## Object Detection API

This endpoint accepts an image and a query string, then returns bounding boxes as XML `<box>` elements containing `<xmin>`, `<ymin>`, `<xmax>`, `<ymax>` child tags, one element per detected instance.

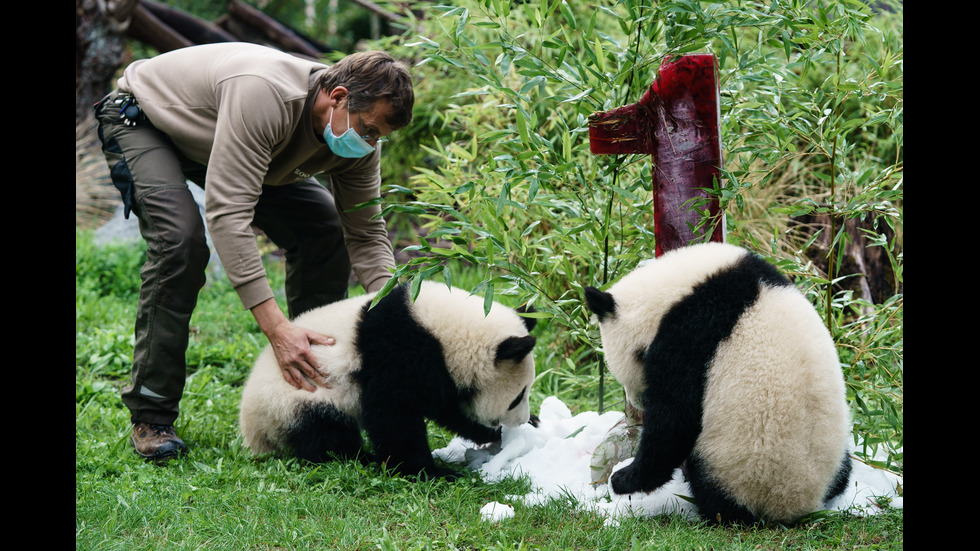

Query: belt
<box><xmin>94</xmin><ymin>91</ymin><xmax>148</xmax><ymax>127</ymax></box>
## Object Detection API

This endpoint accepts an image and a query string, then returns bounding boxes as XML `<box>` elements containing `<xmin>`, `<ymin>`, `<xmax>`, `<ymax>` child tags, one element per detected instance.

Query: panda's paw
<box><xmin>469</xmin><ymin>426</ymin><xmax>502</xmax><ymax>444</ymax></box>
<box><xmin>610</xmin><ymin>463</ymin><xmax>644</xmax><ymax>495</ymax></box>
<box><xmin>610</xmin><ymin>463</ymin><xmax>669</xmax><ymax>495</ymax></box>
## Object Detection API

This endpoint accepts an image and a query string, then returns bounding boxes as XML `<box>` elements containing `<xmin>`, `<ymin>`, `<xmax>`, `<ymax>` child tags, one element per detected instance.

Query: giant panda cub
<box><xmin>584</xmin><ymin>242</ymin><xmax>852</xmax><ymax>525</ymax></box>
<box><xmin>239</xmin><ymin>281</ymin><xmax>537</xmax><ymax>480</ymax></box>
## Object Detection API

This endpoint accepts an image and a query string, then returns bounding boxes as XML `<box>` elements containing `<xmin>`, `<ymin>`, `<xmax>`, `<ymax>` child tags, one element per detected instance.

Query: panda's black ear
<box><xmin>515</xmin><ymin>305</ymin><xmax>537</xmax><ymax>332</ymax></box>
<box><xmin>584</xmin><ymin>286</ymin><xmax>615</xmax><ymax>321</ymax></box>
<box><xmin>496</xmin><ymin>335</ymin><xmax>536</xmax><ymax>363</ymax></box>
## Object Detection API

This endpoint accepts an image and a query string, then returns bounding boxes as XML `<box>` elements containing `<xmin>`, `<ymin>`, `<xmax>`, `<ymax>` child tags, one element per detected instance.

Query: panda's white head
<box><xmin>470</xmin><ymin>332</ymin><xmax>537</xmax><ymax>427</ymax></box>
<box><xmin>410</xmin><ymin>282</ymin><xmax>537</xmax><ymax>428</ymax></box>
<box><xmin>584</xmin><ymin>243</ymin><xmax>747</xmax><ymax>409</ymax></box>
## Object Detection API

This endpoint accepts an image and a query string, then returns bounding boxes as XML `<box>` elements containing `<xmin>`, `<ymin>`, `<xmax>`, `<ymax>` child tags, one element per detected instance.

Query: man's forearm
<box><xmin>251</xmin><ymin>297</ymin><xmax>288</xmax><ymax>338</ymax></box>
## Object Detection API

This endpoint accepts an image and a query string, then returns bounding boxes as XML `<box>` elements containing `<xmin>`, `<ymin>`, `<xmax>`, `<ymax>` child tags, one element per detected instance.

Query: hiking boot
<box><xmin>130</xmin><ymin>423</ymin><xmax>188</xmax><ymax>463</ymax></box>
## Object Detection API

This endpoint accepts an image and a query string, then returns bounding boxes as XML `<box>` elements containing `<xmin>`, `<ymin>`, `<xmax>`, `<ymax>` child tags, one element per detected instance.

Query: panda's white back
<box><xmin>295</xmin><ymin>292</ymin><xmax>382</xmax><ymax>416</ymax></box>
<box><xmin>239</xmin><ymin>292</ymin><xmax>376</xmax><ymax>452</ymax></box>
<box><xmin>696</xmin><ymin>284</ymin><xmax>851</xmax><ymax>522</ymax></box>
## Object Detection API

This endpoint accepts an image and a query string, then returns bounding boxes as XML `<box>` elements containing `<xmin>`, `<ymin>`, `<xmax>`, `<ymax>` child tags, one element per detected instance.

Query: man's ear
<box><xmin>327</xmin><ymin>86</ymin><xmax>349</xmax><ymax>106</ymax></box>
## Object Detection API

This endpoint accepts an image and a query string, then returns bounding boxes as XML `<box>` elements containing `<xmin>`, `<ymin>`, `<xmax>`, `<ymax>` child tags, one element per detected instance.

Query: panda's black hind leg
<box><xmin>823</xmin><ymin>451</ymin><xmax>853</xmax><ymax>503</ymax></box>
<box><xmin>286</xmin><ymin>402</ymin><xmax>364</xmax><ymax>463</ymax></box>
<box><xmin>687</xmin><ymin>452</ymin><xmax>758</xmax><ymax>525</ymax></box>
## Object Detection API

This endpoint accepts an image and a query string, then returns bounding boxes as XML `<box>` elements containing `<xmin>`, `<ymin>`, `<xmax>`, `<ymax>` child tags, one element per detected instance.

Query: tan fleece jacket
<box><xmin>117</xmin><ymin>42</ymin><xmax>395</xmax><ymax>310</ymax></box>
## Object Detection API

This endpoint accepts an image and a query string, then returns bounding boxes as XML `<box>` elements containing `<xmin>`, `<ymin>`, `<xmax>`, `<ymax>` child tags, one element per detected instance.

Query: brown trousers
<box><xmin>95</xmin><ymin>91</ymin><xmax>351</xmax><ymax>426</ymax></box>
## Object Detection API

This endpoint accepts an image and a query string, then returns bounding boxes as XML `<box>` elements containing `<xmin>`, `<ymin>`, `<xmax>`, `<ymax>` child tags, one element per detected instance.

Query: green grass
<box><xmin>76</xmin><ymin>229</ymin><xmax>902</xmax><ymax>550</ymax></box>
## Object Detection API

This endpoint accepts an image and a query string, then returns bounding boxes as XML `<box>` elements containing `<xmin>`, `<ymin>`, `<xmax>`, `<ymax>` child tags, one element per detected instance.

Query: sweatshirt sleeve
<box><xmin>204</xmin><ymin>75</ymin><xmax>299</xmax><ymax>310</ymax></box>
<box><xmin>329</xmin><ymin>150</ymin><xmax>395</xmax><ymax>293</ymax></box>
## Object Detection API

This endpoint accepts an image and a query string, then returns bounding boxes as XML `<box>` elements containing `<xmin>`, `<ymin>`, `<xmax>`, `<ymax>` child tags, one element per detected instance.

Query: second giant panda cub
<box><xmin>240</xmin><ymin>281</ymin><xmax>537</xmax><ymax>480</ymax></box>
<box><xmin>584</xmin><ymin>242</ymin><xmax>852</xmax><ymax>525</ymax></box>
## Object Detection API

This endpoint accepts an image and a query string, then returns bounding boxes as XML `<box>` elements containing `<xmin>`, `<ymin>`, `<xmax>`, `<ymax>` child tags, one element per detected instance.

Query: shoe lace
<box><xmin>146</xmin><ymin>424</ymin><xmax>176</xmax><ymax>437</ymax></box>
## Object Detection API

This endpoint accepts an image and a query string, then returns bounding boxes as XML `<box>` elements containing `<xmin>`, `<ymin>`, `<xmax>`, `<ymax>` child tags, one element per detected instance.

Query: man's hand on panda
<box><xmin>251</xmin><ymin>298</ymin><xmax>335</xmax><ymax>391</ymax></box>
<box><xmin>270</xmin><ymin>323</ymin><xmax>335</xmax><ymax>391</ymax></box>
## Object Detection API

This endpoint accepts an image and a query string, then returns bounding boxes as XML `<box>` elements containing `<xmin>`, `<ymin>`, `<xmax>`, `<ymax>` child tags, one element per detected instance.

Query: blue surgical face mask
<box><xmin>323</xmin><ymin>107</ymin><xmax>376</xmax><ymax>159</ymax></box>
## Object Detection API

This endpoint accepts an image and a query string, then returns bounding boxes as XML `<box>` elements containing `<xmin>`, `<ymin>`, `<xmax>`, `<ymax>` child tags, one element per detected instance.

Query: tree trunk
<box><xmin>790</xmin><ymin>214</ymin><xmax>900</xmax><ymax>307</ymax></box>
<box><xmin>141</xmin><ymin>0</ymin><xmax>237</xmax><ymax>46</ymax></box>
<box><xmin>223</xmin><ymin>0</ymin><xmax>322</xmax><ymax>59</ymax></box>
<box><xmin>127</xmin><ymin>2</ymin><xmax>194</xmax><ymax>54</ymax></box>
<box><xmin>75</xmin><ymin>0</ymin><xmax>135</xmax><ymax>120</ymax></box>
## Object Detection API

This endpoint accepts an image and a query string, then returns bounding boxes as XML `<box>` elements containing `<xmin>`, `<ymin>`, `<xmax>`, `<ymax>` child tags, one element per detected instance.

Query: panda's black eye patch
<box><xmin>508</xmin><ymin>386</ymin><xmax>527</xmax><ymax>411</ymax></box>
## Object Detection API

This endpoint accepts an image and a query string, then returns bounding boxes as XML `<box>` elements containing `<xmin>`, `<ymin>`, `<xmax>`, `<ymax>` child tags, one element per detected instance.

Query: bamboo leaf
<box><xmin>483</xmin><ymin>283</ymin><xmax>495</xmax><ymax>316</ymax></box>
<box><xmin>454</xmin><ymin>8</ymin><xmax>469</xmax><ymax>40</ymax></box>
<box><xmin>594</xmin><ymin>36</ymin><xmax>606</xmax><ymax>74</ymax></box>
<box><xmin>559</xmin><ymin>1</ymin><xmax>576</xmax><ymax>29</ymax></box>
<box><xmin>515</xmin><ymin>106</ymin><xmax>530</xmax><ymax>145</ymax></box>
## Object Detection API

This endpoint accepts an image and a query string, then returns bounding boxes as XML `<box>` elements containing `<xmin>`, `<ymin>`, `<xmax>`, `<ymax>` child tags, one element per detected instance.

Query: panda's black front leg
<box><xmin>363</xmin><ymin>408</ymin><xmax>462</xmax><ymax>480</ymax></box>
<box><xmin>610</xmin><ymin>433</ymin><xmax>680</xmax><ymax>494</ymax></box>
<box><xmin>610</xmin><ymin>329</ymin><xmax>708</xmax><ymax>496</ymax></box>
<box><xmin>610</xmin><ymin>398</ymin><xmax>699</xmax><ymax>495</ymax></box>
<box><xmin>437</xmin><ymin>406</ymin><xmax>501</xmax><ymax>445</ymax></box>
